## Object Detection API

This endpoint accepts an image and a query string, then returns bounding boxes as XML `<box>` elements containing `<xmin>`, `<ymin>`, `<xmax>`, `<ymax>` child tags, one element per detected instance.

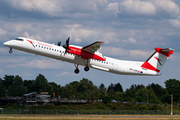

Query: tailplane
<box><xmin>141</xmin><ymin>48</ymin><xmax>174</xmax><ymax>73</ymax></box>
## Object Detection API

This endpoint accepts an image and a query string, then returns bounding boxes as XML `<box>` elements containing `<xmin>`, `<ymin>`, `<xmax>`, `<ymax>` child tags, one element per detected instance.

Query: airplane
<box><xmin>3</xmin><ymin>37</ymin><xmax>174</xmax><ymax>76</ymax></box>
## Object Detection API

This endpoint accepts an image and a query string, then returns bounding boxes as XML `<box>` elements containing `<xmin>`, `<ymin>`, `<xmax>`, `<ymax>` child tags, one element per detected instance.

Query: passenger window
<box><xmin>55</xmin><ymin>49</ymin><xmax>56</xmax><ymax>51</ymax></box>
<box><xmin>49</xmin><ymin>48</ymin><xmax>51</xmax><ymax>50</ymax></box>
<box><xmin>47</xmin><ymin>47</ymin><xmax>48</xmax><ymax>49</ymax></box>
<box><xmin>44</xmin><ymin>47</ymin><xmax>46</xmax><ymax>49</ymax></box>
<box><xmin>39</xmin><ymin>45</ymin><xmax>40</xmax><ymax>47</ymax></box>
<box><xmin>41</xmin><ymin>46</ymin><xmax>43</xmax><ymax>48</ymax></box>
<box><xmin>52</xmin><ymin>49</ymin><xmax>54</xmax><ymax>51</ymax></box>
<box><xmin>57</xmin><ymin>50</ymin><xmax>59</xmax><ymax>52</ymax></box>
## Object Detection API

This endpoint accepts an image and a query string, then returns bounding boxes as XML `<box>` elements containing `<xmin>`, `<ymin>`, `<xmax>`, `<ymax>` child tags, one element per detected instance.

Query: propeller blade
<box><xmin>58</xmin><ymin>41</ymin><xmax>61</xmax><ymax>46</ymax></box>
<box><xmin>63</xmin><ymin>37</ymin><xmax>70</xmax><ymax>55</ymax></box>
<box><xmin>66</xmin><ymin>37</ymin><xmax>70</xmax><ymax>45</ymax></box>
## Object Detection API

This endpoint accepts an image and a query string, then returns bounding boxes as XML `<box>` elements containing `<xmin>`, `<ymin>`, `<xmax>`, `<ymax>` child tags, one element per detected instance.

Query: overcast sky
<box><xmin>0</xmin><ymin>0</ymin><xmax>180</xmax><ymax>90</ymax></box>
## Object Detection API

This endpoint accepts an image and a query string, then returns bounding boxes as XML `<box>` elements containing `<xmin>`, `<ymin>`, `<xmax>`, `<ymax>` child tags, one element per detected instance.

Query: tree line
<box><xmin>0</xmin><ymin>74</ymin><xmax>179</xmax><ymax>104</ymax></box>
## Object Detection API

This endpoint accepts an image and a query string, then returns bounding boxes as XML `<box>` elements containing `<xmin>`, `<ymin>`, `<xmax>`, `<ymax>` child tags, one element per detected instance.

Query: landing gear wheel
<box><xmin>74</xmin><ymin>64</ymin><xmax>79</xmax><ymax>74</ymax></box>
<box><xmin>9</xmin><ymin>48</ymin><xmax>13</xmax><ymax>54</ymax></box>
<box><xmin>74</xmin><ymin>69</ymin><xmax>79</xmax><ymax>74</ymax></box>
<box><xmin>83</xmin><ymin>59</ymin><xmax>90</xmax><ymax>72</ymax></box>
<box><xmin>84</xmin><ymin>66</ymin><xmax>89</xmax><ymax>71</ymax></box>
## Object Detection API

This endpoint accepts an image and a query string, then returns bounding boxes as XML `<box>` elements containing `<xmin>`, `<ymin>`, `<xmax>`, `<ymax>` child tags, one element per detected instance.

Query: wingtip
<box><xmin>169</xmin><ymin>48</ymin><xmax>175</xmax><ymax>51</ymax></box>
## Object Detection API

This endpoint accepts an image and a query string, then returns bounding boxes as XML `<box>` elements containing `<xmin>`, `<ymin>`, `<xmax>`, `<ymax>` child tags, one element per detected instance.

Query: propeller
<box><xmin>63</xmin><ymin>37</ymin><xmax>70</xmax><ymax>54</ymax></box>
<box><xmin>58</xmin><ymin>41</ymin><xmax>61</xmax><ymax>46</ymax></box>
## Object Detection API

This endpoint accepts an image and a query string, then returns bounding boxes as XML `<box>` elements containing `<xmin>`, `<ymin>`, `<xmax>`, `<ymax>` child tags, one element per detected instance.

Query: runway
<box><xmin>1</xmin><ymin>115</ymin><xmax>180</xmax><ymax>120</ymax></box>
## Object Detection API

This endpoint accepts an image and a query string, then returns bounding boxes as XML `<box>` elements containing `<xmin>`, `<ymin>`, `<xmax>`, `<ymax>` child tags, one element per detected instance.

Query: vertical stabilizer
<box><xmin>141</xmin><ymin>48</ymin><xmax>174</xmax><ymax>72</ymax></box>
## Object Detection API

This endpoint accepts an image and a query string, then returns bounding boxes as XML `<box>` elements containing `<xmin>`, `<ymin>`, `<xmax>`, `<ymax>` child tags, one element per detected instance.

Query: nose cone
<box><xmin>3</xmin><ymin>41</ymin><xmax>12</xmax><ymax>47</ymax></box>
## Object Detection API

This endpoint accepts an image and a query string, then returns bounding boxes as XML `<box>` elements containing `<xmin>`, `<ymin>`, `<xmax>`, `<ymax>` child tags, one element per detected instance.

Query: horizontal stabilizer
<box><xmin>160</xmin><ymin>48</ymin><xmax>175</xmax><ymax>52</ymax></box>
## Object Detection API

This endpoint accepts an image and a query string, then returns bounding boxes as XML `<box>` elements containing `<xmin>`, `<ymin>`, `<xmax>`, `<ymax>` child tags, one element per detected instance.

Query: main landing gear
<box><xmin>74</xmin><ymin>64</ymin><xmax>80</xmax><ymax>74</ymax></box>
<box><xmin>74</xmin><ymin>59</ymin><xmax>90</xmax><ymax>74</ymax></box>
<box><xmin>9</xmin><ymin>48</ymin><xmax>13</xmax><ymax>54</ymax></box>
<box><xmin>84</xmin><ymin>66</ymin><xmax>89</xmax><ymax>71</ymax></box>
<box><xmin>83</xmin><ymin>59</ymin><xmax>90</xmax><ymax>72</ymax></box>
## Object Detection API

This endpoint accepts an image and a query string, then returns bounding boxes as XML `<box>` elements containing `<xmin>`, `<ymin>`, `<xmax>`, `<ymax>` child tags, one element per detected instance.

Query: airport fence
<box><xmin>0</xmin><ymin>109</ymin><xmax>179</xmax><ymax>115</ymax></box>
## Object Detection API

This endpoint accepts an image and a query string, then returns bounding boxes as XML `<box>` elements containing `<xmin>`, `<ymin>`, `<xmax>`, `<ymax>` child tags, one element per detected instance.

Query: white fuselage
<box><xmin>3</xmin><ymin>38</ymin><xmax>160</xmax><ymax>76</ymax></box>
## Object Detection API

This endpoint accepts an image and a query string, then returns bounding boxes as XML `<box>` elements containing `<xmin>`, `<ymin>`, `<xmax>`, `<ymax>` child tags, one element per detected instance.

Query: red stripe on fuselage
<box><xmin>141</xmin><ymin>61</ymin><xmax>160</xmax><ymax>73</ymax></box>
<box><xmin>68</xmin><ymin>46</ymin><xmax>105</xmax><ymax>61</ymax></box>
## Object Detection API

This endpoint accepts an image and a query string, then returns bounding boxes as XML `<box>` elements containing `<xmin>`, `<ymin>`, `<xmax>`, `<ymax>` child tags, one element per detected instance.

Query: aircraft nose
<box><xmin>3</xmin><ymin>41</ymin><xmax>12</xmax><ymax>47</ymax></box>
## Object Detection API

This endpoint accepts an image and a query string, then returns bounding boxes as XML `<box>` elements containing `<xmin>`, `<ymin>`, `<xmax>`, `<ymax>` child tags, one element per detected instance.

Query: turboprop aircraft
<box><xmin>3</xmin><ymin>37</ymin><xmax>174</xmax><ymax>76</ymax></box>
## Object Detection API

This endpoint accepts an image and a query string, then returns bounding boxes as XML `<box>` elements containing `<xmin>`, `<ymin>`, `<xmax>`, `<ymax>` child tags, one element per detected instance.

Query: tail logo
<box><xmin>154</xmin><ymin>57</ymin><xmax>162</xmax><ymax>66</ymax></box>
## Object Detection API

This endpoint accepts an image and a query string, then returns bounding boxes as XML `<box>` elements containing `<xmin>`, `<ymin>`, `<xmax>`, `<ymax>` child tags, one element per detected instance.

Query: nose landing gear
<box><xmin>9</xmin><ymin>48</ymin><xmax>13</xmax><ymax>54</ymax></box>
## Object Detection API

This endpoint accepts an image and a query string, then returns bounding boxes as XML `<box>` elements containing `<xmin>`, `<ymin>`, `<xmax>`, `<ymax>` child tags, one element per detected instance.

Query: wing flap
<box><xmin>82</xmin><ymin>41</ymin><xmax>104</xmax><ymax>53</ymax></box>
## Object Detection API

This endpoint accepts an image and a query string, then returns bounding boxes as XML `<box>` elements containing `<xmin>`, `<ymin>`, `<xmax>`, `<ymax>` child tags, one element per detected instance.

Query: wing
<box><xmin>82</xmin><ymin>41</ymin><xmax>104</xmax><ymax>53</ymax></box>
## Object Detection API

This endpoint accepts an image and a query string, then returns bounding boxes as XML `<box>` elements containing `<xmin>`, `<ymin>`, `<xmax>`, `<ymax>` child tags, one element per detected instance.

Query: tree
<box><xmin>135</xmin><ymin>87</ymin><xmax>148</xmax><ymax>102</ymax></box>
<box><xmin>61</xmin><ymin>87</ymin><xmax>71</xmax><ymax>98</ymax></box>
<box><xmin>35</xmin><ymin>74</ymin><xmax>49</xmax><ymax>93</ymax></box>
<box><xmin>136</xmin><ymin>84</ymin><xmax>145</xmax><ymax>90</ymax></box>
<box><xmin>114</xmin><ymin>83</ymin><xmax>123</xmax><ymax>92</ymax></box>
<box><xmin>102</xmin><ymin>95</ymin><xmax>111</xmax><ymax>104</ymax></box>
<box><xmin>0</xmin><ymin>78</ymin><xmax>5</xmax><ymax>97</ymax></box>
<box><xmin>124</xmin><ymin>89</ymin><xmax>133</xmax><ymax>102</ymax></box>
<box><xmin>107</xmin><ymin>83</ymin><xmax>114</xmax><ymax>93</ymax></box>
<box><xmin>150</xmin><ymin>83</ymin><xmax>164</xmax><ymax>97</ymax></box>
<box><xmin>24</xmin><ymin>80</ymin><xmax>35</xmax><ymax>93</ymax></box>
<box><xmin>115</xmin><ymin>92</ymin><xmax>124</xmax><ymax>101</ymax></box>
<box><xmin>164</xmin><ymin>79</ymin><xmax>180</xmax><ymax>103</ymax></box>
<box><xmin>91</xmin><ymin>85</ymin><xmax>100</xmax><ymax>100</ymax></box>
<box><xmin>67</xmin><ymin>81</ymin><xmax>79</xmax><ymax>99</ymax></box>
<box><xmin>3</xmin><ymin>75</ymin><xmax>14</xmax><ymax>88</ymax></box>
<box><xmin>62</xmin><ymin>78</ymin><xmax>99</xmax><ymax>100</ymax></box>
<box><xmin>148</xmin><ymin>87</ymin><xmax>159</xmax><ymax>103</ymax></box>
<box><xmin>77</xmin><ymin>78</ymin><xmax>94</xmax><ymax>99</ymax></box>
<box><xmin>129</xmin><ymin>84</ymin><xmax>136</xmax><ymax>99</ymax></box>
<box><xmin>49</xmin><ymin>82</ymin><xmax>61</xmax><ymax>98</ymax></box>
<box><xmin>8</xmin><ymin>75</ymin><xmax>28</xmax><ymax>96</ymax></box>
<box><xmin>99</xmin><ymin>83</ymin><xmax>106</xmax><ymax>92</ymax></box>
<box><xmin>107</xmin><ymin>89</ymin><xmax>115</xmax><ymax>100</ymax></box>
<box><xmin>99</xmin><ymin>83</ymin><xmax>106</xmax><ymax>99</ymax></box>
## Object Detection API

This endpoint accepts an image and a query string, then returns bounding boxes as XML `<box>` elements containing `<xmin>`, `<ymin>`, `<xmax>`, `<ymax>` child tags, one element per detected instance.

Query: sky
<box><xmin>0</xmin><ymin>0</ymin><xmax>180</xmax><ymax>91</ymax></box>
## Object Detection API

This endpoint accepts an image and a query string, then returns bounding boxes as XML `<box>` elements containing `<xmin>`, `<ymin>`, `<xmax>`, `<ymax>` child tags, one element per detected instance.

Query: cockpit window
<box><xmin>15</xmin><ymin>38</ymin><xmax>23</xmax><ymax>41</ymax></box>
